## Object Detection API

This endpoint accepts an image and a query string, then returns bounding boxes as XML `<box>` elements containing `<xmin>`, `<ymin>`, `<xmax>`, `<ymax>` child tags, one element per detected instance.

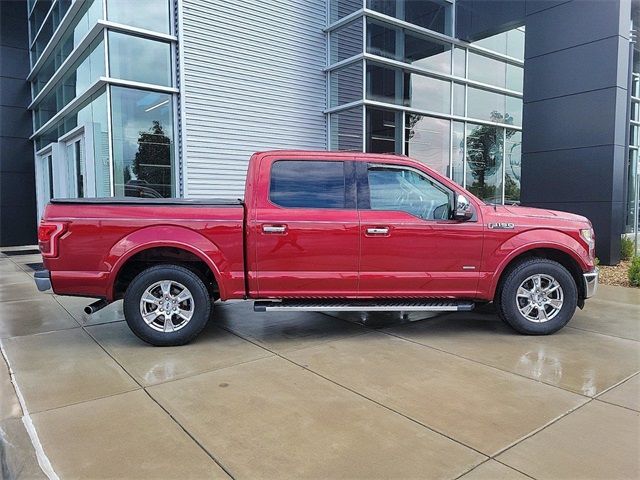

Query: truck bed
<box><xmin>42</xmin><ymin>198</ymin><xmax>247</xmax><ymax>300</ymax></box>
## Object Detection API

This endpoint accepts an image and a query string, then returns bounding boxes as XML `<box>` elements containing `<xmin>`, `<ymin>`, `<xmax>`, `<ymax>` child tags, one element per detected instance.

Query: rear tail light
<box><xmin>38</xmin><ymin>222</ymin><xmax>66</xmax><ymax>257</ymax></box>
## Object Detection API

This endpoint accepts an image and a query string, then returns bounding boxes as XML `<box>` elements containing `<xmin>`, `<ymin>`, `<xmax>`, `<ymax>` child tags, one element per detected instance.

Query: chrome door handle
<box><xmin>262</xmin><ymin>225</ymin><xmax>287</xmax><ymax>234</ymax></box>
<box><xmin>366</xmin><ymin>227</ymin><xmax>389</xmax><ymax>235</ymax></box>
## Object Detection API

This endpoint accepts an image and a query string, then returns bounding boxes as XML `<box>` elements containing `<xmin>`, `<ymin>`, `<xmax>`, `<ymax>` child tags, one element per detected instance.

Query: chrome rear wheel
<box><xmin>139</xmin><ymin>280</ymin><xmax>195</xmax><ymax>333</ymax></box>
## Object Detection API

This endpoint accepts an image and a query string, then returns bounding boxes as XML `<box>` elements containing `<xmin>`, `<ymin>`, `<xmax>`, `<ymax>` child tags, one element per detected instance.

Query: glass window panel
<box><xmin>367</xmin><ymin>20</ymin><xmax>398</xmax><ymax>59</ymax></box>
<box><xmin>632</xmin><ymin>101</ymin><xmax>639</xmax><ymax>122</ymax></box>
<box><xmin>505</xmin><ymin>130</ymin><xmax>521</xmax><ymax>204</ymax></box>
<box><xmin>270</xmin><ymin>161</ymin><xmax>346</xmax><ymax>209</ymax></box>
<box><xmin>366</xmin><ymin>166</ymin><xmax>451</xmax><ymax>220</ymax></box>
<box><xmin>506</xmin><ymin>64</ymin><xmax>523</xmax><ymax>92</ymax></box>
<box><xmin>471</xmin><ymin>27</ymin><xmax>525</xmax><ymax>60</ymax></box>
<box><xmin>368</xmin><ymin>0</ymin><xmax>451</xmax><ymax>35</ymax></box>
<box><xmin>366</xmin><ymin>21</ymin><xmax>451</xmax><ymax>74</ymax></box>
<box><xmin>330</xmin><ymin>107</ymin><xmax>363</xmax><ymax>151</ymax></box>
<box><xmin>106</xmin><ymin>0</ymin><xmax>170</xmax><ymax>33</ymax></box>
<box><xmin>451</xmin><ymin>121</ymin><xmax>465</xmax><ymax>185</ymax></box>
<box><xmin>404</xmin><ymin>114</ymin><xmax>450</xmax><ymax>175</ymax></box>
<box><xmin>453</xmin><ymin>83</ymin><xmax>465</xmax><ymax>116</ymax></box>
<box><xmin>453</xmin><ymin>47</ymin><xmax>466</xmax><ymax>77</ymax></box>
<box><xmin>465</xmin><ymin>123</ymin><xmax>504</xmax><ymax>203</ymax></box>
<box><xmin>34</xmin><ymin>38</ymin><xmax>105</xmax><ymax>130</ymax></box>
<box><xmin>330</xmin><ymin>0</ymin><xmax>362</xmax><ymax>23</ymax></box>
<box><xmin>408</xmin><ymin>74</ymin><xmax>450</xmax><ymax>114</ymax></box>
<box><xmin>468</xmin><ymin>51</ymin><xmax>507</xmax><ymax>88</ymax></box>
<box><xmin>366</xmin><ymin>63</ymin><xmax>405</xmax><ymax>105</ymax></box>
<box><xmin>330</xmin><ymin>19</ymin><xmax>363</xmax><ymax>64</ymax></box>
<box><xmin>29</xmin><ymin>0</ymin><xmax>53</xmax><ymax>43</ymax></box>
<box><xmin>404</xmin><ymin>32</ymin><xmax>451</xmax><ymax>73</ymax></box>
<box><xmin>506</xmin><ymin>95</ymin><xmax>522</xmax><ymax>126</ymax></box>
<box><xmin>330</xmin><ymin>61</ymin><xmax>363</xmax><ymax>107</ymax></box>
<box><xmin>467</xmin><ymin>87</ymin><xmax>521</xmax><ymax>126</ymax></box>
<box><xmin>108</xmin><ymin>32</ymin><xmax>172</xmax><ymax>87</ymax></box>
<box><xmin>31</xmin><ymin>0</ymin><xmax>102</xmax><ymax>69</ymax></box>
<box><xmin>110</xmin><ymin>87</ymin><xmax>175</xmax><ymax>198</ymax></box>
<box><xmin>507</xmin><ymin>28</ymin><xmax>525</xmax><ymax>60</ymax></box>
<box><xmin>366</xmin><ymin>108</ymin><xmax>401</xmax><ymax>153</ymax></box>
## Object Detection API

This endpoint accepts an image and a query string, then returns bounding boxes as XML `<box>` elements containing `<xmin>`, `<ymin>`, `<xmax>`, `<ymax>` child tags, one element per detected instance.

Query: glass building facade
<box><xmin>28</xmin><ymin>0</ymin><xmax>177</xmax><ymax>217</ymax></box>
<box><xmin>327</xmin><ymin>0</ymin><xmax>524</xmax><ymax>205</ymax></box>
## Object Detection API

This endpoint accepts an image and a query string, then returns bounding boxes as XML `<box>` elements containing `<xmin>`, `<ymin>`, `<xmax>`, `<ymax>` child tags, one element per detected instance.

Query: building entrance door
<box><xmin>62</xmin><ymin>133</ymin><xmax>86</xmax><ymax>199</ymax></box>
<box><xmin>35</xmin><ymin>148</ymin><xmax>55</xmax><ymax>220</ymax></box>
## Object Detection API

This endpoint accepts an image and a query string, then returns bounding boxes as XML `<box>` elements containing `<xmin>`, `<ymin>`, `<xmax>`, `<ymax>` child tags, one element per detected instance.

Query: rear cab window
<box><xmin>270</xmin><ymin>160</ymin><xmax>353</xmax><ymax>209</ymax></box>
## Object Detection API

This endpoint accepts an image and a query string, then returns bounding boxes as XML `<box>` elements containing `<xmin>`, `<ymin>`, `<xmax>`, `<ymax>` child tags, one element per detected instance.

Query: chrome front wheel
<box><xmin>516</xmin><ymin>273</ymin><xmax>564</xmax><ymax>323</ymax></box>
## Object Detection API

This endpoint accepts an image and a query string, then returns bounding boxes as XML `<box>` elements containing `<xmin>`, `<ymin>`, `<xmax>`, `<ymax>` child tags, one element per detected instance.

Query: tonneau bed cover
<box><xmin>50</xmin><ymin>197</ymin><xmax>244</xmax><ymax>206</ymax></box>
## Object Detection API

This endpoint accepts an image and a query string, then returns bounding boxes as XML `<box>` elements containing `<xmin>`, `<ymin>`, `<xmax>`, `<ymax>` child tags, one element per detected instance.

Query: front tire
<box><xmin>123</xmin><ymin>264</ymin><xmax>211</xmax><ymax>346</ymax></box>
<box><xmin>498</xmin><ymin>258</ymin><xmax>577</xmax><ymax>335</ymax></box>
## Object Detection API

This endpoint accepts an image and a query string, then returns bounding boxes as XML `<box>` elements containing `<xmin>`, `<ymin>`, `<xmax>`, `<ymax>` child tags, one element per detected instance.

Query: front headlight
<box><xmin>580</xmin><ymin>228</ymin><xmax>595</xmax><ymax>246</ymax></box>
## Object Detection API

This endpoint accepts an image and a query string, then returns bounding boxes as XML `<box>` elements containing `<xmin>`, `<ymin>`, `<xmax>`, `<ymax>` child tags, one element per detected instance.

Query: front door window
<box><xmin>367</xmin><ymin>165</ymin><xmax>451</xmax><ymax>220</ymax></box>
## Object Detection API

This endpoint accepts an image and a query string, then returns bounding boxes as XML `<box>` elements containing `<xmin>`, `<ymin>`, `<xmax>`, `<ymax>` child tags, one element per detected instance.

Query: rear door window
<box><xmin>270</xmin><ymin>160</ymin><xmax>347</xmax><ymax>208</ymax></box>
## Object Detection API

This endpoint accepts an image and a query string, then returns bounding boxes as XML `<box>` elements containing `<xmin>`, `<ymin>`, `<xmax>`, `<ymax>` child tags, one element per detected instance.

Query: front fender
<box><xmin>481</xmin><ymin>229</ymin><xmax>592</xmax><ymax>299</ymax></box>
<box><xmin>105</xmin><ymin>225</ymin><xmax>228</xmax><ymax>300</ymax></box>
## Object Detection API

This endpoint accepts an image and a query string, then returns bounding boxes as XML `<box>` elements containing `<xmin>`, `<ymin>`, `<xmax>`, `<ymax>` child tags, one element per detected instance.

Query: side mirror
<box><xmin>453</xmin><ymin>194</ymin><xmax>473</xmax><ymax>221</ymax></box>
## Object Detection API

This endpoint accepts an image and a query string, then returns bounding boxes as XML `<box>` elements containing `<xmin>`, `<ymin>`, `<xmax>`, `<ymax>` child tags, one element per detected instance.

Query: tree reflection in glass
<box><xmin>124</xmin><ymin>121</ymin><xmax>172</xmax><ymax>198</ymax></box>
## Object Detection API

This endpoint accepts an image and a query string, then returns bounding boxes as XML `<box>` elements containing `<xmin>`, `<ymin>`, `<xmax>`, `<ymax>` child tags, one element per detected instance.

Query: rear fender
<box><xmin>482</xmin><ymin>229</ymin><xmax>591</xmax><ymax>299</ymax></box>
<box><xmin>106</xmin><ymin>225</ymin><xmax>227</xmax><ymax>300</ymax></box>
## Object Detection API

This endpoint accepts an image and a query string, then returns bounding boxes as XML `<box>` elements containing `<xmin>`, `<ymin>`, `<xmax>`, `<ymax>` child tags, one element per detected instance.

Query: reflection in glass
<box><xmin>110</xmin><ymin>87</ymin><xmax>174</xmax><ymax>197</ymax></box>
<box><xmin>34</xmin><ymin>38</ymin><xmax>105</xmax><ymax>130</ymax></box>
<box><xmin>452</xmin><ymin>121</ymin><xmax>465</xmax><ymax>185</ymax></box>
<box><xmin>465</xmin><ymin>123</ymin><xmax>504</xmax><ymax>203</ymax></box>
<box><xmin>626</xmin><ymin>149</ymin><xmax>638</xmax><ymax>232</ymax></box>
<box><xmin>472</xmin><ymin>27</ymin><xmax>525</xmax><ymax>60</ymax></box>
<box><xmin>330</xmin><ymin>20</ymin><xmax>363</xmax><ymax>63</ymax></box>
<box><xmin>330</xmin><ymin>62</ymin><xmax>363</xmax><ymax>107</ymax></box>
<box><xmin>106</xmin><ymin>0</ymin><xmax>170</xmax><ymax>33</ymax></box>
<box><xmin>453</xmin><ymin>83</ymin><xmax>465</xmax><ymax>116</ymax></box>
<box><xmin>467</xmin><ymin>86</ymin><xmax>520</xmax><ymax>126</ymax></box>
<box><xmin>31</xmin><ymin>0</ymin><xmax>101</xmax><ymax>70</ymax></box>
<box><xmin>330</xmin><ymin>107</ymin><xmax>363</xmax><ymax>151</ymax></box>
<box><xmin>505</xmin><ymin>130</ymin><xmax>521</xmax><ymax>204</ymax></box>
<box><xmin>405</xmin><ymin>114</ymin><xmax>450</xmax><ymax>175</ymax></box>
<box><xmin>453</xmin><ymin>47</ymin><xmax>466</xmax><ymax>77</ymax></box>
<box><xmin>366</xmin><ymin>20</ymin><xmax>451</xmax><ymax>74</ymax></box>
<box><xmin>367</xmin><ymin>108</ymin><xmax>401</xmax><ymax>153</ymax></box>
<box><xmin>409</xmin><ymin>74</ymin><xmax>450</xmax><ymax>114</ymax></box>
<box><xmin>367</xmin><ymin>0</ymin><xmax>451</xmax><ymax>34</ymax></box>
<box><xmin>108</xmin><ymin>32</ymin><xmax>173</xmax><ymax>87</ymax></box>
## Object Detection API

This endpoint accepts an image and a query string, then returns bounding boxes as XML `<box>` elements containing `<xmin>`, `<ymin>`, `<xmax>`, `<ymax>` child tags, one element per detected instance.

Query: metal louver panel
<box><xmin>180</xmin><ymin>0</ymin><xmax>328</xmax><ymax>198</ymax></box>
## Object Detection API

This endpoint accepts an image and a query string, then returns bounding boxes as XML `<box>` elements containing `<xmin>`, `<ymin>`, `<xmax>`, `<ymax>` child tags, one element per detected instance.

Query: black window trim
<box><xmin>268</xmin><ymin>159</ymin><xmax>357</xmax><ymax>210</ymax></box>
<box><xmin>356</xmin><ymin>161</ymin><xmax>457</xmax><ymax>221</ymax></box>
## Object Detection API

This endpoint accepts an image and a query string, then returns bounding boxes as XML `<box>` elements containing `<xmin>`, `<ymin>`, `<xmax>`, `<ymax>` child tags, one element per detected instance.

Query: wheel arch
<box><xmin>492</xmin><ymin>247</ymin><xmax>586</xmax><ymax>307</ymax></box>
<box><xmin>106</xmin><ymin>226</ymin><xmax>226</xmax><ymax>301</ymax></box>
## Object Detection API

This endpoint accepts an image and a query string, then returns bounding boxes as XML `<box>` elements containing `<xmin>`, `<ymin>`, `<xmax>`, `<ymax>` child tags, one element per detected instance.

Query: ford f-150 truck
<box><xmin>35</xmin><ymin>150</ymin><xmax>598</xmax><ymax>346</ymax></box>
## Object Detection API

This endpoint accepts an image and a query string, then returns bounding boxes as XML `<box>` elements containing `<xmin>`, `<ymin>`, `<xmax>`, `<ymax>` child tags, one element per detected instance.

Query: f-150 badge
<box><xmin>488</xmin><ymin>222</ymin><xmax>515</xmax><ymax>229</ymax></box>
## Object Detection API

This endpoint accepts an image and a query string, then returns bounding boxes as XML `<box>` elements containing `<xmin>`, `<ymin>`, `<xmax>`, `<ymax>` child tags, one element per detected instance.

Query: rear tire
<box><xmin>498</xmin><ymin>258</ymin><xmax>577</xmax><ymax>335</ymax></box>
<box><xmin>123</xmin><ymin>264</ymin><xmax>211</xmax><ymax>346</ymax></box>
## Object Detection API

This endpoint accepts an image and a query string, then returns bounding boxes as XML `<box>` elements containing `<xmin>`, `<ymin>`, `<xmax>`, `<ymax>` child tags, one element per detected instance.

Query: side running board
<box><xmin>253</xmin><ymin>299</ymin><xmax>475</xmax><ymax>313</ymax></box>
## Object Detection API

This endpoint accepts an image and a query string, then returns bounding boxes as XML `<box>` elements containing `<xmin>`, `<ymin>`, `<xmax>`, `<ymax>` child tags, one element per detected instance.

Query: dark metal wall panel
<box><xmin>521</xmin><ymin>0</ymin><xmax>631</xmax><ymax>264</ymax></box>
<box><xmin>0</xmin><ymin>0</ymin><xmax>36</xmax><ymax>246</ymax></box>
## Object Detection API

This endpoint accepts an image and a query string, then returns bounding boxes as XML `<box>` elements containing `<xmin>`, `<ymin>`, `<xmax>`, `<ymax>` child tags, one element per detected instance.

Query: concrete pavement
<box><xmin>1</xmin><ymin>247</ymin><xmax>638</xmax><ymax>479</ymax></box>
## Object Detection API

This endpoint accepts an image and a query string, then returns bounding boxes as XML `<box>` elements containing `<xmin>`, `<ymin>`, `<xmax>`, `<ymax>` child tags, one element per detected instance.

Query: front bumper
<box><xmin>583</xmin><ymin>268</ymin><xmax>599</xmax><ymax>298</ymax></box>
<box><xmin>34</xmin><ymin>269</ymin><xmax>52</xmax><ymax>292</ymax></box>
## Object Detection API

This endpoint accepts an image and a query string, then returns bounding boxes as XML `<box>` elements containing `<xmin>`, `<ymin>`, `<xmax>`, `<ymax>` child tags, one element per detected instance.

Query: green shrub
<box><xmin>621</xmin><ymin>236</ymin><xmax>635</xmax><ymax>261</ymax></box>
<box><xmin>629</xmin><ymin>256</ymin><xmax>640</xmax><ymax>287</ymax></box>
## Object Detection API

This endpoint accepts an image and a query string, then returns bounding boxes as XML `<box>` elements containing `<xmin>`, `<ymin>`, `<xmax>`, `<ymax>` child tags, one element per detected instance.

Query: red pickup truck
<box><xmin>35</xmin><ymin>150</ymin><xmax>598</xmax><ymax>346</ymax></box>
